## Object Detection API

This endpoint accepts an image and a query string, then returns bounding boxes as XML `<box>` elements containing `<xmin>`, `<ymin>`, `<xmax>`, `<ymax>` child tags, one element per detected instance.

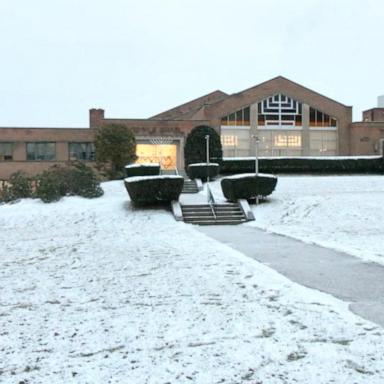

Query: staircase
<box><xmin>182</xmin><ymin>179</ymin><xmax>199</xmax><ymax>194</ymax></box>
<box><xmin>181</xmin><ymin>203</ymin><xmax>247</xmax><ymax>225</ymax></box>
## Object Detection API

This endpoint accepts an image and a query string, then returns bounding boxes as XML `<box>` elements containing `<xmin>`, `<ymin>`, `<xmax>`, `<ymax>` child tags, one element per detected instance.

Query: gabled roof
<box><xmin>150</xmin><ymin>90</ymin><xmax>228</xmax><ymax>120</ymax></box>
<box><xmin>204</xmin><ymin>76</ymin><xmax>352</xmax><ymax>121</ymax></box>
<box><xmin>234</xmin><ymin>76</ymin><xmax>351</xmax><ymax>108</ymax></box>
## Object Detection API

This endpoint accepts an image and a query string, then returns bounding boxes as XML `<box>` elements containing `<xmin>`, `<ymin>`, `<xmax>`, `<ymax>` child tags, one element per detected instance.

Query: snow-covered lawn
<box><xmin>210</xmin><ymin>175</ymin><xmax>384</xmax><ymax>265</ymax></box>
<box><xmin>1</xmin><ymin>181</ymin><xmax>384</xmax><ymax>383</ymax></box>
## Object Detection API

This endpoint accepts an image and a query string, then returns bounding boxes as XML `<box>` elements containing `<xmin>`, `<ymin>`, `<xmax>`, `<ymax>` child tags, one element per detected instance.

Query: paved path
<box><xmin>198</xmin><ymin>225</ymin><xmax>384</xmax><ymax>327</ymax></box>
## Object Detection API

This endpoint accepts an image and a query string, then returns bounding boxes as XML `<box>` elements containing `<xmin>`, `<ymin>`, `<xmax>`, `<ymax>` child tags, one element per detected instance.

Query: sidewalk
<box><xmin>198</xmin><ymin>224</ymin><xmax>384</xmax><ymax>327</ymax></box>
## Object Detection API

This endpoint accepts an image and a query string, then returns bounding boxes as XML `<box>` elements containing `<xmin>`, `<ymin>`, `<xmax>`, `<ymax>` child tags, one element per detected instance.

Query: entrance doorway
<box><xmin>136</xmin><ymin>144</ymin><xmax>177</xmax><ymax>170</ymax></box>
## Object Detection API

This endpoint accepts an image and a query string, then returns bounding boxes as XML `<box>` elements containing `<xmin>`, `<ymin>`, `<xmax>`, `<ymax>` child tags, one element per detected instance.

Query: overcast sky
<box><xmin>0</xmin><ymin>0</ymin><xmax>383</xmax><ymax>127</ymax></box>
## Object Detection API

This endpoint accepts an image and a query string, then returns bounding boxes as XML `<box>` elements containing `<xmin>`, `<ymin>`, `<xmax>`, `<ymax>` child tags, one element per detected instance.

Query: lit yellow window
<box><xmin>221</xmin><ymin>135</ymin><xmax>238</xmax><ymax>147</ymax></box>
<box><xmin>274</xmin><ymin>134</ymin><xmax>301</xmax><ymax>147</ymax></box>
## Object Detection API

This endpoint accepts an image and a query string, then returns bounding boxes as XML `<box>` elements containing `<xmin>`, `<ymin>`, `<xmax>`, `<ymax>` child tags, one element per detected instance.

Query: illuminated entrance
<box><xmin>136</xmin><ymin>144</ymin><xmax>177</xmax><ymax>170</ymax></box>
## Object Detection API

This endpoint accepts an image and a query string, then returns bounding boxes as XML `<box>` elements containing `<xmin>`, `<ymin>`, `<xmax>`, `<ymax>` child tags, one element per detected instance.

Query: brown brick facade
<box><xmin>1</xmin><ymin>76</ymin><xmax>383</xmax><ymax>179</ymax></box>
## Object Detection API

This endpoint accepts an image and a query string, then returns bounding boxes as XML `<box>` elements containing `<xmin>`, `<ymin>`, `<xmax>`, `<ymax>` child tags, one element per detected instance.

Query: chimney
<box><xmin>89</xmin><ymin>108</ymin><xmax>105</xmax><ymax>129</ymax></box>
<box><xmin>378</xmin><ymin>96</ymin><xmax>384</xmax><ymax>108</ymax></box>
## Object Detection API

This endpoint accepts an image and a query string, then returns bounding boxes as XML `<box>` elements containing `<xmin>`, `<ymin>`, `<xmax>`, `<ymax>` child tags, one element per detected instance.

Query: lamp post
<box><xmin>205</xmin><ymin>134</ymin><xmax>211</xmax><ymax>203</ymax></box>
<box><xmin>251</xmin><ymin>135</ymin><xmax>260</xmax><ymax>175</ymax></box>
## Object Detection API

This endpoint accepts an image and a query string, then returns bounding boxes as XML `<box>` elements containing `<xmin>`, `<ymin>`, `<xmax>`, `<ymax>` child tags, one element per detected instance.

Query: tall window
<box><xmin>0</xmin><ymin>142</ymin><xmax>14</xmax><ymax>161</ymax></box>
<box><xmin>221</xmin><ymin>106</ymin><xmax>250</xmax><ymax>126</ymax></box>
<box><xmin>69</xmin><ymin>142</ymin><xmax>95</xmax><ymax>161</ymax></box>
<box><xmin>309</xmin><ymin>107</ymin><xmax>337</xmax><ymax>127</ymax></box>
<box><xmin>258</xmin><ymin>94</ymin><xmax>302</xmax><ymax>127</ymax></box>
<box><xmin>26</xmin><ymin>142</ymin><xmax>56</xmax><ymax>161</ymax></box>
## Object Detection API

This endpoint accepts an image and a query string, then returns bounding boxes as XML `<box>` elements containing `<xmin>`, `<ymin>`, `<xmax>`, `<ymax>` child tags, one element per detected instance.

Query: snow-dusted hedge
<box><xmin>187</xmin><ymin>163</ymin><xmax>219</xmax><ymax>181</ymax></box>
<box><xmin>125</xmin><ymin>163</ymin><xmax>160</xmax><ymax>178</ymax></box>
<box><xmin>221</xmin><ymin>173</ymin><xmax>278</xmax><ymax>202</ymax></box>
<box><xmin>124</xmin><ymin>175</ymin><xmax>184</xmax><ymax>205</ymax></box>
<box><xmin>220</xmin><ymin>156</ymin><xmax>384</xmax><ymax>174</ymax></box>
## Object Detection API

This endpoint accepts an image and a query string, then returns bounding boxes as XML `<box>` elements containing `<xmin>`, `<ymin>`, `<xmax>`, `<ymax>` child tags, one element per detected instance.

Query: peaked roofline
<box><xmin>150</xmin><ymin>89</ymin><xmax>228</xmax><ymax>119</ymax></box>
<box><xmin>231</xmin><ymin>76</ymin><xmax>352</xmax><ymax>108</ymax></box>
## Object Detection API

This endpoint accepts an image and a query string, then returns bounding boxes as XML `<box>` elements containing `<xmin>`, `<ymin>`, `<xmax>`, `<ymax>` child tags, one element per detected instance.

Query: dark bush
<box><xmin>221</xmin><ymin>174</ymin><xmax>278</xmax><ymax>202</ymax></box>
<box><xmin>0</xmin><ymin>172</ymin><xmax>33</xmax><ymax>202</ymax></box>
<box><xmin>184</xmin><ymin>125</ymin><xmax>222</xmax><ymax>167</ymax></box>
<box><xmin>187</xmin><ymin>163</ymin><xmax>219</xmax><ymax>181</ymax></box>
<box><xmin>69</xmin><ymin>162</ymin><xmax>104</xmax><ymax>198</ymax></box>
<box><xmin>124</xmin><ymin>176</ymin><xmax>184</xmax><ymax>206</ymax></box>
<box><xmin>95</xmin><ymin>124</ymin><xmax>137</xmax><ymax>180</ymax></box>
<box><xmin>220</xmin><ymin>156</ymin><xmax>384</xmax><ymax>175</ymax></box>
<box><xmin>35</xmin><ymin>162</ymin><xmax>103</xmax><ymax>203</ymax></box>
<box><xmin>125</xmin><ymin>163</ymin><xmax>160</xmax><ymax>177</ymax></box>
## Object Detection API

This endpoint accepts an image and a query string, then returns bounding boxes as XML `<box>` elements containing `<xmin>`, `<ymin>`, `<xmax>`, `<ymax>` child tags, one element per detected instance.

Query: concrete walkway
<box><xmin>198</xmin><ymin>225</ymin><xmax>384</xmax><ymax>327</ymax></box>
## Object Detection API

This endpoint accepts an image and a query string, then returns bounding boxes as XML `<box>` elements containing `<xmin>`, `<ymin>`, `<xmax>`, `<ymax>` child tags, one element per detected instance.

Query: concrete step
<box><xmin>180</xmin><ymin>202</ymin><xmax>247</xmax><ymax>225</ymax></box>
<box><xmin>181</xmin><ymin>179</ymin><xmax>199</xmax><ymax>194</ymax></box>
<box><xmin>182</xmin><ymin>211</ymin><xmax>244</xmax><ymax>216</ymax></box>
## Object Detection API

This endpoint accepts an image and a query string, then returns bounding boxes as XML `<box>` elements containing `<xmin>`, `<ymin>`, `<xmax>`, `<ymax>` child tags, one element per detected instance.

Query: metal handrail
<box><xmin>206</xmin><ymin>183</ymin><xmax>216</xmax><ymax>219</ymax></box>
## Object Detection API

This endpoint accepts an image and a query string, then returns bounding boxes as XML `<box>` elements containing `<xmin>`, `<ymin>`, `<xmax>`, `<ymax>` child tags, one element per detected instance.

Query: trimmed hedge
<box><xmin>221</xmin><ymin>173</ymin><xmax>278</xmax><ymax>202</ymax></box>
<box><xmin>220</xmin><ymin>156</ymin><xmax>384</xmax><ymax>174</ymax></box>
<box><xmin>184</xmin><ymin>125</ymin><xmax>223</xmax><ymax>167</ymax></box>
<box><xmin>187</xmin><ymin>163</ymin><xmax>219</xmax><ymax>181</ymax></box>
<box><xmin>124</xmin><ymin>175</ymin><xmax>184</xmax><ymax>206</ymax></box>
<box><xmin>125</xmin><ymin>163</ymin><xmax>160</xmax><ymax>178</ymax></box>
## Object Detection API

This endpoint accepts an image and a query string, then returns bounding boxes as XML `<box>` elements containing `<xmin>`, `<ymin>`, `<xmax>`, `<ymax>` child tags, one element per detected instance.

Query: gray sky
<box><xmin>0</xmin><ymin>0</ymin><xmax>383</xmax><ymax>127</ymax></box>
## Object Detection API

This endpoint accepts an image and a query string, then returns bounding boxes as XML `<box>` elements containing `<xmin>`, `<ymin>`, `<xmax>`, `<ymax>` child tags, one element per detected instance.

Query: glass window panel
<box><xmin>235</xmin><ymin>110</ymin><xmax>243</xmax><ymax>125</ymax></box>
<box><xmin>310</xmin><ymin>107</ymin><xmax>316</xmax><ymax>125</ymax></box>
<box><xmin>331</xmin><ymin>118</ymin><xmax>337</xmax><ymax>127</ymax></box>
<box><xmin>220</xmin><ymin>135</ymin><xmax>238</xmax><ymax>147</ymax></box>
<box><xmin>258</xmin><ymin>94</ymin><xmax>302</xmax><ymax>128</ymax></box>
<box><xmin>0</xmin><ymin>142</ymin><xmax>13</xmax><ymax>160</ymax></box>
<box><xmin>69</xmin><ymin>142</ymin><xmax>95</xmax><ymax>160</ymax></box>
<box><xmin>221</xmin><ymin>116</ymin><xmax>228</xmax><ymax>125</ymax></box>
<box><xmin>258</xmin><ymin>114</ymin><xmax>265</xmax><ymax>126</ymax></box>
<box><xmin>27</xmin><ymin>142</ymin><xmax>56</xmax><ymax>161</ymax></box>
<box><xmin>324</xmin><ymin>114</ymin><xmax>330</xmax><ymax>126</ymax></box>
<box><xmin>243</xmin><ymin>107</ymin><xmax>250</xmax><ymax>125</ymax></box>
<box><xmin>228</xmin><ymin>113</ymin><xmax>236</xmax><ymax>123</ymax></box>
<box><xmin>317</xmin><ymin>111</ymin><xmax>323</xmax><ymax>126</ymax></box>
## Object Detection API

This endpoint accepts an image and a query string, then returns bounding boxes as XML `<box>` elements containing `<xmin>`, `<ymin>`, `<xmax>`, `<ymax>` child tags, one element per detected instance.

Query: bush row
<box><xmin>220</xmin><ymin>157</ymin><xmax>384</xmax><ymax>174</ymax></box>
<box><xmin>0</xmin><ymin>162</ymin><xmax>103</xmax><ymax>203</ymax></box>
<box><xmin>124</xmin><ymin>176</ymin><xmax>184</xmax><ymax>206</ymax></box>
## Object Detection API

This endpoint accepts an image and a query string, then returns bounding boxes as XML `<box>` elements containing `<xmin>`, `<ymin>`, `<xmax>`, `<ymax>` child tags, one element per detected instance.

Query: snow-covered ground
<box><xmin>1</xmin><ymin>180</ymin><xmax>384</xmax><ymax>383</ymax></box>
<box><xmin>210</xmin><ymin>175</ymin><xmax>384</xmax><ymax>265</ymax></box>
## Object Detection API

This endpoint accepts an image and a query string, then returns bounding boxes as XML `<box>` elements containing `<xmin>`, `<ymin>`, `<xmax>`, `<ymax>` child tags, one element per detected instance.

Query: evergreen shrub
<box><xmin>35</xmin><ymin>162</ymin><xmax>103</xmax><ymax>203</ymax></box>
<box><xmin>184</xmin><ymin>125</ymin><xmax>222</xmax><ymax>167</ymax></box>
<box><xmin>0</xmin><ymin>172</ymin><xmax>33</xmax><ymax>202</ymax></box>
<box><xmin>187</xmin><ymin>163</ymin><xmax>219</xmax><ymax>181</ymax></box>
<box><xmin>221</xmin><ymin>173</ymin><xmax>278</xmax><ymax>202</ymax></box>
<box><xmin>124</xmin><ymin>176</ymin><xmax>184</xmax><ymax>206</ymax></box>
<box><xmin>125</xmin><ymin>163</ymin><xmax>160</xmax><ymax>177</ymax></box>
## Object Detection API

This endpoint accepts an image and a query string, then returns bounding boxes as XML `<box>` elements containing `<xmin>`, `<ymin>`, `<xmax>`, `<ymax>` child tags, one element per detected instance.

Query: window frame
<box><xmin>26</xmin><ymin>142</ymin><xmax>56</xmax><ymax>161</ymax></box>
<box><xmin>68</xmin><ymin>142</ymin><xmax>95</xmax><ymax>161</ymax></box>
<box><xmin>0</xmin><ymin>142</ymin><xmax>14</xmax><ymax>161</ymax></box>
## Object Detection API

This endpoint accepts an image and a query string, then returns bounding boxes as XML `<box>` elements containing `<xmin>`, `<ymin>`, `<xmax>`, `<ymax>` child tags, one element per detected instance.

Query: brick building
<box><xmin>1</xmin><ymin>76</ymin><xmax>383</xmax><ymax>179</ymax></box>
